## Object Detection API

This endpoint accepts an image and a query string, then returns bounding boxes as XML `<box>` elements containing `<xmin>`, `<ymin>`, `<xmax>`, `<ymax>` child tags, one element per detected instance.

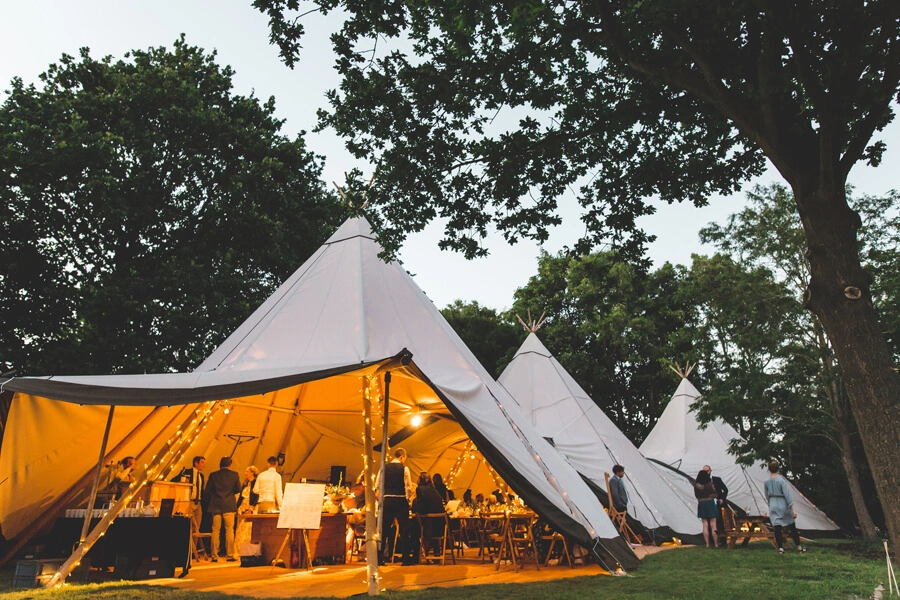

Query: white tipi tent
<box><xmin>0</xmin><ymin>217</ymin><xmax>639</xmax><ymax>572</ymax></box>
<box><xmin>498</xmin><ymin>333</ymin><xmax>702</xmax><ymax>542</ymax></box>
<box><xmin>640</xmin><ymin>377</ymin><xmax>839</xmax><ymax>533</ymax></box>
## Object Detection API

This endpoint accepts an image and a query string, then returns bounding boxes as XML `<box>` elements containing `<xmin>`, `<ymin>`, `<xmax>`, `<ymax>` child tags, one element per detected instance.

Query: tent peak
<box><xmin>516</xmin><ymin>310</ymin><xmax>546</xmax><ymax>333</ymax></box>
<box><xmin>325</xmin><ymin>217</ymin><xmax>376</xmax><ymax>245</ymax></box>
<box><xmin>668</xmin><ymin>361</ymin><xmax>696</xmax><ymax>380</ymax></box>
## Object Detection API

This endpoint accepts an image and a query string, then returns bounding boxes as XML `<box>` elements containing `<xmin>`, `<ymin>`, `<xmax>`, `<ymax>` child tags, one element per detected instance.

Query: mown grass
<box><xmin>0</xmin><ymin>539</ymin><xmax>891</xmax><ymax>600</ymax></box>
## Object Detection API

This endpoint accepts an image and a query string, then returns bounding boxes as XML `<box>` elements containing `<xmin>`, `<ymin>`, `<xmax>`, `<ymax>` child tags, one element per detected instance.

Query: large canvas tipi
<box><xmin>498</xmin><ymin>333</ymin><xmax>702</xmax><ymax>542</ymax></box>
<box><xmin>640</xmin><ymin>376</ymin><xmax>839</xmax><ymax>533</ymax></box>
<box><xmin>0</xmin><ymin>217</ymin><xmax>639</xmax><ymax>574</ymax></box>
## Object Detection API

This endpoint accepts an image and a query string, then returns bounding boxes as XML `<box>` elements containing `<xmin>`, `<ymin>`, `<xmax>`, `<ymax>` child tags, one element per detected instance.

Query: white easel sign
<box><xmin>277</xmin><ymin>483</ymin><xmax>325</xmax><ymax>530</ymax></box>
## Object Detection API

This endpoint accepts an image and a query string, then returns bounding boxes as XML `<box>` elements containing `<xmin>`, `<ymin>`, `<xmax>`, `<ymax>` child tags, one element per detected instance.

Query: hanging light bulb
<box><xmin>410</xmin><ymin>412</ymin><xmax>422</xmax><ymax>427</ymax></box>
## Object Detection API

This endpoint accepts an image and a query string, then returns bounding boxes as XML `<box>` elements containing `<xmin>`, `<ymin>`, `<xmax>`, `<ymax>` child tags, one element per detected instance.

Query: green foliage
<box><xmin>254</xmin><ymin>0</ymin><xmax>897</xmax><ymax>263</ymax></box>
<box><xmin>695</xmin><ymin>183</ymin><xmax>897</xmax><ymax>531</ymax></box>
<box><xmin>440</xmin><ymin>301</ymin><xmax>525</xmax><ymax>378</ymax></box>
<box><xmin>509</xmin><ymin>251</ymin><xmax>696</xmax><ymax>442</ymax></box>
<box><xmin>0</xmin><ymin>37</ymin><xmax>346</xmax><ymax>376</ymax></box>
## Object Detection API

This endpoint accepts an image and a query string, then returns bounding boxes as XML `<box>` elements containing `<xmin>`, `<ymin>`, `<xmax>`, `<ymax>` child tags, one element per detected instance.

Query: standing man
<box><xmin>704</xmin><ymin>464</ymin><xmax>729</xmax><ymax>537</ymax></box>
<box><xmin>255</xmin><ymin>456</ymin><xmax>284</xmax><ymax>513</ymax></box>
<box><xmin>205</xmin><ymin>456</ymin><xmax>242</xmax><ymax>562</ymax></box>
<box><xmin>173</xmin><ymin>456</ymin><xmax>206</xmax><ymax>534</ymax></box>
<box><xmin>609</xmin><ymin>464</ymin><xmax>629</xmax><ymax>515</ymax></box>
<box><xmin>375</xmin><ymin>447</ymin><xmax>413</xmax><ymax>565</ymax></box>
<box><xmin>704</xmin><ymin>465</ymin><xmax>729</xmax><ymax>506</ymax></box>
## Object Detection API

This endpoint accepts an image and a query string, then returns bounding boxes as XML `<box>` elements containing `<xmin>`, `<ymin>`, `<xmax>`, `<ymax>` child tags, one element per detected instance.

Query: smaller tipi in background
<box><xmin>640</xmin><ymin>369</ymin><xmax>839</xmax><ymax>533</ymax></box>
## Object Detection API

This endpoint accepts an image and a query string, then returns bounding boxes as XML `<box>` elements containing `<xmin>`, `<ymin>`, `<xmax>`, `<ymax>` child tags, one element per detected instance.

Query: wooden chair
<box><xmin>539</xmin><ymin>522</ymin><xmax>573</xmax><ymax>567</ymax></box>
<box><xmin>349</xmin><ymin>521</ymin><xmax>367</xmax><ymax>561</ymax></box>
<box><xmin>417</xmin><ymin>513</ymin><xmax>455</xmax><ymax>565</ymax></box>
<box><xmin>719</xmin><ymin>505</ymin><xmax>740</xmax><ymax>550</ymax></box>
<box><xmin>604</xmin><ymin>472</ymin><xmax>642</xmax><ymax>545</ymax></box>
<box><xmin>481</xmin><ymin>512</ymin><xmax>510</xmax><ymax>566</ymax></box>
<box><xmin>507</xmin><ymin>512</ymin><xmax>540</xmax><ymax>571</ymax></box>
<box><xmin>390</xmin><ymin>518</ymin><xmax>405</xmax><ymax>564</ymax></box>
<box><xmin>191</xmin><ymin>532</ymin><xmax>211</xmax><ymax>561</ymax></box>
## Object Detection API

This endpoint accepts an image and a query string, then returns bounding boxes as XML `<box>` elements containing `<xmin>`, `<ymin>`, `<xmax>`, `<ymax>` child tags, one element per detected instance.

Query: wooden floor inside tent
<box><xmin>143</xmin><ymin>546</ymin><xmax>673</xmax><ymax>598</ymax></box>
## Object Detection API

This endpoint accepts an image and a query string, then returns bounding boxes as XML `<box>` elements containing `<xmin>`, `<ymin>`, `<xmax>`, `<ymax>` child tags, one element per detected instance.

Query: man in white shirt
<box><xmin>255</xmin><ymin>456</ymin><xmax>284</xmax><ymax>513</ymax></box>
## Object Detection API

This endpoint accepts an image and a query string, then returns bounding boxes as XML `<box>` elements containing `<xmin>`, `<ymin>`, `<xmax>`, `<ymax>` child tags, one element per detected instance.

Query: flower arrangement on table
<box><xmin>324</xmin><ymin>483</ymin><xmax>351</xmax><ymax>500</ymax></box>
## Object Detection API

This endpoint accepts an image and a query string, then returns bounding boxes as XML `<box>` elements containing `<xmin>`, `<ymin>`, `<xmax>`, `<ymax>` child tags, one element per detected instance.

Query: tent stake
<box><xmin>80</xmin><ymin>405</ymin><xmax>115</xmax><ymax>543</ymax></box>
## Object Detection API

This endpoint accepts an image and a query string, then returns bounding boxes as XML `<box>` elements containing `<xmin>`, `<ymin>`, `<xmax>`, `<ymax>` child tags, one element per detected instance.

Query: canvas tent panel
<box><xmin>1</xmin><ymin>218</ymin><xmax>639</xmax><ymax>570</ymax></box>
<box><xmin>640</xmin><ymin>378</ymin><xmax>839</xmax><ymax>532</ymax></box>
<box><xmin>500</xmin><ymin>334</ymin><xmax>703</xmax><ymax>538</ymax></box>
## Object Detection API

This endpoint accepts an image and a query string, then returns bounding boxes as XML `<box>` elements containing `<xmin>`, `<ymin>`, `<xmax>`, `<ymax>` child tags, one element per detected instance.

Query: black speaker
<box><xmin>330</xmin><ymin>465</ymin><xmax>347</xmax><ymax>486</ymax></box>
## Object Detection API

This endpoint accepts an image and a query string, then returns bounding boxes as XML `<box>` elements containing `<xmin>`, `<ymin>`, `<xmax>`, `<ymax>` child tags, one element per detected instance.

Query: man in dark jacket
<box><xmin>704</xmin><ymin>465</ymin><xmax>729</xmax><ymax>537</ymax></box>
<box><xmin>206</xmin><ymin>456</ymin><xmax>242</xmax><ymax>561</ymax></box>
<box><xmin>609</xmin><ymin>464</ymin><xmax>629</xmax><ymax>514</ymax></box>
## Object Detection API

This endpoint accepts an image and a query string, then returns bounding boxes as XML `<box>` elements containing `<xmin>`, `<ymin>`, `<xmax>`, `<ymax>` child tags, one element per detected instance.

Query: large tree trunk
<box><xmin>816</xmin><ymin>324</ymin><xmax>879</xmax><ymax>539</ymax></box>
<box><xmin>834</xmin><ymin>406</ymin><xmax>879</xmax><ymax>539</ymax></box>
<box><xmin>795</xmin><ymin>181</ymin><xmax>900</xmax><ymax>551</ymax></box>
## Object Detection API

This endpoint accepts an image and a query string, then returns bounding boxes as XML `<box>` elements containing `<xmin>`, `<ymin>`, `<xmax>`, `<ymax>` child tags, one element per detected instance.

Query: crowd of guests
<box><xmin>170</xmin><ymin>454</ymin><xmax>283</xmax><ymax>562</ymax></box>
<box><xmin>120</xmin><ymin>449</ymin><xmax>809</xmax><ymax>563</ymax></box>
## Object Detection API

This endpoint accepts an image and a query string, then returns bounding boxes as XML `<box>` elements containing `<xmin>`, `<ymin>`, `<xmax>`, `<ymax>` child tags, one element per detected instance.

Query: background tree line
<box><xmin>2</xmin><ymin>37</ymin><xmax>896</xmax><ymax>540</ymax></box>
<box><xmin>443</xmin><ymin>184</ymin><xmax>898</xmax><ymax>536</ymax></box>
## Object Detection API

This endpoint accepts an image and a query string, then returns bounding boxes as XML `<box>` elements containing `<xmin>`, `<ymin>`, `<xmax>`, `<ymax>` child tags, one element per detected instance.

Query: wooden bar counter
<box><xmin>244</xmin><ymin>513</ymin><xmax>348</xmax><ymax>566</ymax></box>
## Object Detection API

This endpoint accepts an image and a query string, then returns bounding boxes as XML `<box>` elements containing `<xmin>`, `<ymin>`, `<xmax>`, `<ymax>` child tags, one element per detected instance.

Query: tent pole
<box><xmin>376</xmin><ymin>371</ymin><xmax>391</xmax><ymax>557</ymax></box>
<box><xmin>0</xmin><ymin>405</ymin><xmax>172</xmax><ymax>569</ymax></box>
<box><xmin>45</xmin><ymin>402</ymin><xmax>219</xmax><ymax>588</ymax></box>
<box><xmin>362</xmin><ymin>376</ymin><xmax>380</xmax><ymax>595</ymax></box>
<box><xmin>80</xmin><ymin>406</ymin><xmax>115</xmax><ymax>543</ymax></box>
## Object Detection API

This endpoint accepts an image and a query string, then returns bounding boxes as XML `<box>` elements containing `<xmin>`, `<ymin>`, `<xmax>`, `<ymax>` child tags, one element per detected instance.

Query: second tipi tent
<box><xmin>498</xmin><ymin>332</ymin><xmax>703</xmax><ymax>543</ymax></box>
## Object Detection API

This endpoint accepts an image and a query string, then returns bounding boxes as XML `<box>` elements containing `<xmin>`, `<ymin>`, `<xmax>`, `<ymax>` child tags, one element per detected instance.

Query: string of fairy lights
<box><xmin>444</xmin><ymin>440</ymin><xmax>507</xmax><ymax>493</ymax></box>
<box><xmin>47</xmin><ymin>400</ymin><xmax>220</xmax><ymax>588</ymax></box>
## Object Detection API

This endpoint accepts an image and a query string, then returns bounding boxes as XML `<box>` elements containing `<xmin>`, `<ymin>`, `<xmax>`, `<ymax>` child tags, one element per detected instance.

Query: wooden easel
<box><xmin>269</xmin><ymin>528</ymin><xmax>311</xmax><ymax>572</ymax></box>
<box><xmin>604</xmin><ymin>472</ymin><xmax>642</xmax><ymax>545</ymax></box>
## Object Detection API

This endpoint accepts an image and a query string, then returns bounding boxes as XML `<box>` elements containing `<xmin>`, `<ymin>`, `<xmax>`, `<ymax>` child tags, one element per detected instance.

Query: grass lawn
<box><xmin>0</xmin><ymin>540</ymin><xmax>891</xmax><ymax>600</ymax></box>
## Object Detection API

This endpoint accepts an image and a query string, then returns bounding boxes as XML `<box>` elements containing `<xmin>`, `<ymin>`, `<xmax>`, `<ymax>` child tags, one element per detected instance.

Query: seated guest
<box><xmin>411</xmin><ymin>472</ymin><xmax>446</xmax><ymax>562</ymax></box>
<box><xmin>462</xmin><ymin>488</ymin><xmax>473</xmax><ymax>507</ymax></box>
<box><xmin>433</xmin><ymin>473</ymin><xmax>454</xmax><ymax>503</ymax></box>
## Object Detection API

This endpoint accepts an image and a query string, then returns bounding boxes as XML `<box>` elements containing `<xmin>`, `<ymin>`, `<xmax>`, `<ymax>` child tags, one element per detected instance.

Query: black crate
<box><xmin>115</xmin><ymin>555</ymin><xmax>174</xmax><ymax>579</ymax></box>
<box><xmin>13</xmin><ymin>559</ymin><xmax>64</xmax><ymax>588</ymax></box>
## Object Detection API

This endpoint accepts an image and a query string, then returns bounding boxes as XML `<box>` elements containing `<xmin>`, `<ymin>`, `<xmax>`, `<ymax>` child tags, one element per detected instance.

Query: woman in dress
<box><xmin>233</xmin><ymin>465</ymin><xmax>259</xmax><ymax>558</ymax></box>
<box><xmin>694</xmin><ymin>469</ymin><xmax>719</xmax><ymax>548</ymax></box>
<box><xmin>765</xmin><ymin>460</ymin><xmax>807</xmax><ymax>554</ymax></box>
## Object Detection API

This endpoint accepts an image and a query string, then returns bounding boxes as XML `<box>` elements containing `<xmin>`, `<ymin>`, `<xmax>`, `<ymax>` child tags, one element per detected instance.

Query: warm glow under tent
<box><xmin>640</xmin><ymin>377</ymin><xmax>839</xmax><ymax>533</ymax></box>
<box><xmin>0</xmin><ymin>217</ymin><xmax>639</xmax><ymax>570</ymax></box>
<box><xmin>498</xmin><ymin>333</ymin><xmax>703</xmax><ymax>543</ymax></box>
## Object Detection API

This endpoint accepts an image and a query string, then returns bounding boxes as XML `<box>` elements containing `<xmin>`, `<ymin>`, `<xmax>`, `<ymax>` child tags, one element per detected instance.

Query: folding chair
<box><xmin>540</xmin><ymin>522</ymin><xmax>573</xmax><ymax>567</ymax></box>
<box><xmin>416</xmin><ymin>513</ymin><xmax>455</xmax><ymax>565</ymax></box>
<box><xmin>507</xmin><ymin>512</ymin><xmax>540</xmax><ymax>571</ymax></box>
<box><xmin>604</xmin><ymin>472</ymin><xmax>642</xmax><ymax>545</ymax></box>
<box><xmin>191</xmin><ymin>532</ymin><xmax>212</xmax><ymax>561</ymax></box>
<box><xmin>480</xmin><ymin>512</ymin><xmax>512</xmax><ymax>569</ymax></box>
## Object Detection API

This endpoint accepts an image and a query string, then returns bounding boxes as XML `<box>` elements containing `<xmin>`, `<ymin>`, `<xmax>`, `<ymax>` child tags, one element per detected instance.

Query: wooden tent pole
<box><xmin>362</xmin><ymin>376</ymin><xmax>380</xmax><ymax>596</ymax></box>
<box><xmin>80</xmin><ymin>406</ymin><xmax>115</xmax><ymax>543</ymax></box>
<box><xmin>0</xmin><ymin>404</ymin><xmax>173</xmax><ymax>569</ymax></box>
<box><xmin>45</xmin><ymin>401</ymin><xmax>219</xmax><ymax>587</ymax></box>
<box><xmin>375</xmin><ymin>371</ymin><xmax>391</xmax><ymax>554</ymax></box>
